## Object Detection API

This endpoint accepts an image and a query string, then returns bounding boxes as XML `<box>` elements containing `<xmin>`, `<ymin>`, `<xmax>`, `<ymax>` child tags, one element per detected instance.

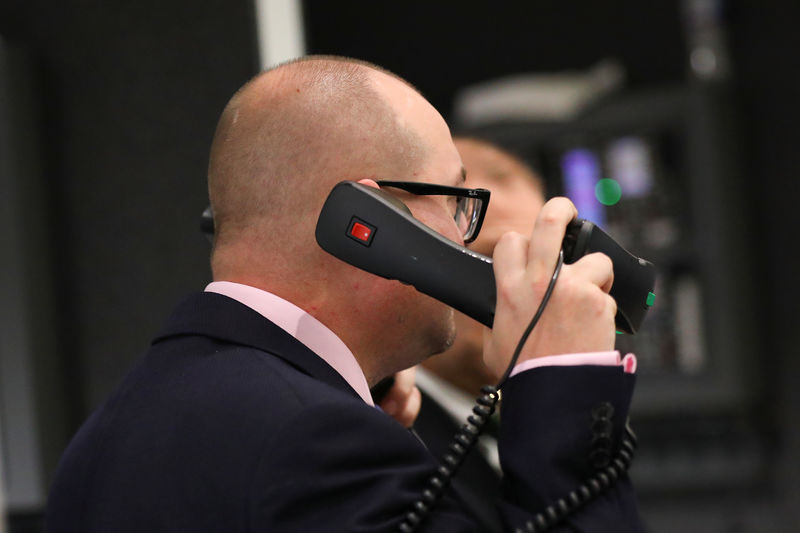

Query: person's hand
<box><xmin>483</xmin><ymin>197</ymin><xmax>616</xmax><ymax>376</ymax></box>
<box><xmin>379</xmin><ymin>367</ymin><xmax>422</xmax><ymax>428</ymax></box>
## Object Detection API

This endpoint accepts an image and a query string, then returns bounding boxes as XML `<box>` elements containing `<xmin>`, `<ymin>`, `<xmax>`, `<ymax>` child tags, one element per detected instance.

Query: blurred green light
<box><xmin>646</xmin><ymin>291</ymin><xmax>656</xmax><ymax>307</ymax></box>
<box><xmin>595</xmin><ymin>178</ymin><xmax>622</xmax><ymax>206</ymax></box>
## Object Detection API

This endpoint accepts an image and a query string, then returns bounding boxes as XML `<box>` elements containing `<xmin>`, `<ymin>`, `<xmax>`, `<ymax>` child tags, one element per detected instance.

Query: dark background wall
<box><xmin>0</xmin><ymin>1</ymin><xmax>258</xmax><ymax>526</ymax></box>
<box><xmin>306</xmin><ymin>1</ymin><xmax>688</xmax><ymax>116</ymax></box>
<box><xmin>1</xmin><ymin>0</ymin><xmax>258</xmax><ymax>418</ymax></box>
<box><xmin>1</xmin><ymin>1</ymin><xmax>798</xmax><ymax>531</ymax></box>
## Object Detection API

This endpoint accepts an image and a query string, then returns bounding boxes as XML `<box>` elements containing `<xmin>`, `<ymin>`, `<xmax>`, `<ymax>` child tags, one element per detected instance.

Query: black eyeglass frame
<box><xmin>377</xmin><ymin>180</ymin><xmax>490</xmax><ymax>243</ymax></box>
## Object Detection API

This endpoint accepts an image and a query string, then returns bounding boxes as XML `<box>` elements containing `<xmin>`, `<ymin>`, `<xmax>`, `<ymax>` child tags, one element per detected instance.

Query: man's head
<box><xmin>207</xmin><ymin>56</ymin><xmax>466</xmax><ymax>384</ymax></box>
<box><xmin>421</xmin><ymin>137</ymin><xmax>546</xmax><ymax>394</ymax></box>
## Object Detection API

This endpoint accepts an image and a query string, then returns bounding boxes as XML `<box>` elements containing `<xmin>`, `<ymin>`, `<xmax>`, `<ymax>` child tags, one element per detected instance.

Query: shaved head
<box><xmin>205</xmin><ymin>56</ymin><xmax>464</xmax><ymax>382</ymax></box>
<box><xmin>208</xmin><ymin>56</ymin><xmax>427</xmax><ymax>278</ymax></box>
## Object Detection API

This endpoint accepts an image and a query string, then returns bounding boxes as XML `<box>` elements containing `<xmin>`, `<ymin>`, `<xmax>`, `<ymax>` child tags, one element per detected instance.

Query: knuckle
<box><xmin>496</xmin><ymin>277</ymin><xmax>519</xmax><ymax>305</ymax></box>
<box><xmin>562</xmin><ymin>277</ymin><xmax>607</xmax><ymax>313</ymax></box>
<box><xmin>538</xmin><ymin>211</ymin><xmax>561</xmax><ymax>227</ymax></box>
<box><xmin>494</xmin><ymin>232</ymin><xmax>530</xmax><ymax>267</ymax></box>
<box><xmin>585</xmin><ymin>252</ymin><xmax>613</xmax><ymax>270</ymax></box>
<box><xmin>542</xmin><ymin>197</ymin><xmax>576</xmax><ymax>216</ymax></box>
<box><xmin>495</xmin><ymin>230</ymin><xmax>524</xmax><ymax>251</ymax></box>
<box><xmin>607</xmin><ymin>295</ymin><xmax>618</xmax><ymax>316</ymax></box>
<box><xmin>598</xmin><ymin>252</ymin><xmax>613</xmax><ymax>268</ymax></box>
<box><xmin>585</xmin><ymin>286</ymin><xmax>607</xmax><ymax>312</ymax></box>
<box><xmin>537</xmin><ymin>197</ymin><xmax>578</xmax><ymax>229</ymax></box>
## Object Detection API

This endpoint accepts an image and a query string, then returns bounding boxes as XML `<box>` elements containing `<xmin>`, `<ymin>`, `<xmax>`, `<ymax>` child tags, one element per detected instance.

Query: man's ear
<box><xmin>357</xmin><ymin>178</ymin><xmax>380</xmax><ymax>189</ymax></box>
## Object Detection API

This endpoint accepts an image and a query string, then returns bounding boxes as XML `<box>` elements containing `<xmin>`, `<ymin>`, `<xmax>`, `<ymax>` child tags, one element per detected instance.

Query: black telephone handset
<box><xmin>315</xmin><ymin>181</ymin><xmax>656</xmax><ymax>335</ymax></box>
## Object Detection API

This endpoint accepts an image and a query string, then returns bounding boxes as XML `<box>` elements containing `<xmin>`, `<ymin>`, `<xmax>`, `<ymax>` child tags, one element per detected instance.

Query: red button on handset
<box><xmin>350</xmin><ymin>222</ymin><xmax>372</xmax><ymax>241</ymax></box>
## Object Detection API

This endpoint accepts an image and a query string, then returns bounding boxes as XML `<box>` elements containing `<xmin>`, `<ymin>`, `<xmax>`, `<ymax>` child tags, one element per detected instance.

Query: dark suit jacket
<box><xmin>414</xmin><ymin>388</ymin><xmax>504</xmax><ymax>532</ymax></box>
<box><xmin>45</xmin><ymin>291</ymin><xmax>644</xmax><ymax>532</ymax></box>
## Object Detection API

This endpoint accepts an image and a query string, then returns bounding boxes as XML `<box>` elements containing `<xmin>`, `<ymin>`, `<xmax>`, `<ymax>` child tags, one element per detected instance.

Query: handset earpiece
<box><xmin>315</xmin><ymin>181</ymin><xmax>497</xmax><ymax>326</ymax></box>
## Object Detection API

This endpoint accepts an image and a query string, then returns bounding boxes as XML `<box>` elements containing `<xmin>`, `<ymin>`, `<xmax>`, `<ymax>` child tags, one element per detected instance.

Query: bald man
<box><xmin>46</xmin><ymin>57</ymin><xmax>643</xmax><ymax>532</ymax></box>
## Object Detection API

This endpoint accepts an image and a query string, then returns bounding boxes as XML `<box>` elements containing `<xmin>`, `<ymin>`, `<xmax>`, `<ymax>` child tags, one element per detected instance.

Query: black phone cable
<box><xmin>397</xmin><ymin>250</ymin><xmax>637</xmax><ymax>532</ymax></box>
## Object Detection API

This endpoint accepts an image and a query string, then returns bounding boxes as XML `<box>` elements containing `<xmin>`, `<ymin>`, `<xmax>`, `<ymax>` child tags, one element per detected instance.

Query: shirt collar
<box><xmin>205</xmin><ymin>281</ymin><xmax>374</xmax><ymax>406</ymax></box>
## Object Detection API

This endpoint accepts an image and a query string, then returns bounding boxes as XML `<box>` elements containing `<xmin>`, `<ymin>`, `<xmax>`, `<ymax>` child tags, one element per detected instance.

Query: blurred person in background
<box><xmin>414</xmin><ymin>136</ymin><xmax>547</xmax><ymax>533</ymax></box>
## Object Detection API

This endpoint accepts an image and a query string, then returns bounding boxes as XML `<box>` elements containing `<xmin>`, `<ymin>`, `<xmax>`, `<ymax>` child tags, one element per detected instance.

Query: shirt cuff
<box><xmin>510</xmin><ymin>351</ymin><xmax>637</xmax><ymax>378</ymax></box>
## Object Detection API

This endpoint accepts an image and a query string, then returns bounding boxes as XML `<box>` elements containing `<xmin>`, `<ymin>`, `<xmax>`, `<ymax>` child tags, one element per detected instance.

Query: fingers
<box><xmin>356</xmin><ymin>178</ymin><xmax>380</xmax><ymax>189</ymax></box>
<box><xmin>379</xmin><ymin>367</ymin><xmax>422</xmax><ymax>428</ymax></box>
<box><xmin>492</xmin><ymin>198</ymin><xmax>578</xmax><ymax>293</ymax></box>
<box><xmin>527</xmin><ymin>198</ymin><xmax>578</xmax><ymax>275</ymax></box>
<box><xmin>568</xmin><ymin>252</ymin><xmax>615</xmax><ymax>294</ymax></box>
<box><xmin>395</xmin><ymin>385</ymin><xmax>421</xmax><ymax>429</ymax></box>
<box><xmin>492</xmin><ymin>231</ymin><xmax>529</xmax><ymax>286</ymax></box>
<box><xmin>486</xmin><ymin>197</ymin><xmax>620</xmax><ymax>368</ymax></box>
<box><xmin>391</xmin><ymin>366</ymin><xmax>417</xmax><ymax>397</ymax></box>
<box><xmin>488</xmin><ymin>265</ymin><xmax>618</xmax><ymax>365</ymax></box>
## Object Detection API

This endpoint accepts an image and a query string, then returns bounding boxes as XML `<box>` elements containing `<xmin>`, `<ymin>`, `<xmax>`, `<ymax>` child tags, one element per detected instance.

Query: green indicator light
<box><xmin>646</xmin><ymin>292</ymin><xmax>656</xmax><ymax>307</ymax></box>
<box><xmin>595</xmin><ymin>178</ymin><xmax>622</xmax><ymax>206</ymax></box>
<box><xmin>616</xmin><ymin>330</ymin><xmax>624</xmax><ymax>335</ymax></box>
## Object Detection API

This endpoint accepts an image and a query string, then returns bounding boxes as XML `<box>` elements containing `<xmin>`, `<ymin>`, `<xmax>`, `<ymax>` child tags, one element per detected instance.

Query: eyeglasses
<box><xmin>377</xmin><ymin>180</ymin><xmax>490</xmax><ymax>243</ymax></box>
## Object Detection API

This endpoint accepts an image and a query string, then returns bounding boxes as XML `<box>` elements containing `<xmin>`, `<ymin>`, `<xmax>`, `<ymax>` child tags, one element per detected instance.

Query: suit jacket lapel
<box><xmin>152</xmin><ymin>291</ymin><xmax>362</xmax><ymax>402</ymax></box>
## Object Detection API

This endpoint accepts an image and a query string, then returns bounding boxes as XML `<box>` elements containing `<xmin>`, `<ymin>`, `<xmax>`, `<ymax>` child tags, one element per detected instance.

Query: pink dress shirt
<box><xmin>206</xmin><ymin>281</ymin><xmax>375</xmax><ymax>405</ymax></box>
<box><xmin>205</xmin><ymin>281</ymin><xmax>636</xmax><ymax>407</ymax></box>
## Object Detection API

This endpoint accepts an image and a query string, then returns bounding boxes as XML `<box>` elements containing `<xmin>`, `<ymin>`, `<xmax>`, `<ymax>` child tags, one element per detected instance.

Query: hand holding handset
<box><xmin>314</xmin><ymin>181</ymin><xmax>655</xmax><ymax>335</ymax></box>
